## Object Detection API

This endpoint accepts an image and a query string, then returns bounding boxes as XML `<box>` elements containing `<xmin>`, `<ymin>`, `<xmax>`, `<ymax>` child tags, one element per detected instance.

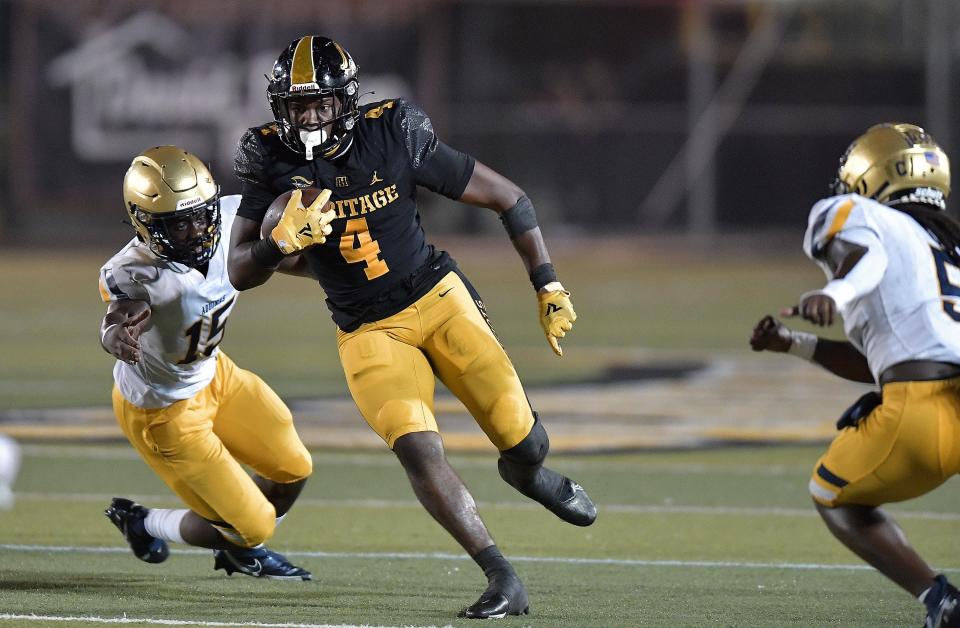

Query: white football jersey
<box><xmin>99</xmin><ymin>195</ymin><xmax>242</xmax><ymax>408</ymax></box>
<box><xmin>804</xmin><ymin>193</ymin><xmax>960</xmax><ymax>381</ymax></box>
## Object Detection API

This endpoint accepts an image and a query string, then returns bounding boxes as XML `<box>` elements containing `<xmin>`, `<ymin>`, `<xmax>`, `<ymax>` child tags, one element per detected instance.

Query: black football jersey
<box><xmin>235</xmin><ymin>99</ymin><xmax>476</xmax><ymax>331</ymax></box>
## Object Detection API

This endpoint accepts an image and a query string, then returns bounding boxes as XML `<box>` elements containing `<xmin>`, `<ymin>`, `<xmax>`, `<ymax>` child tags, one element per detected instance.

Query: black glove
<box><xmin>836</xmin><ymin>391</ymin><xmax>881</xmax><ymax>430</ymax></box>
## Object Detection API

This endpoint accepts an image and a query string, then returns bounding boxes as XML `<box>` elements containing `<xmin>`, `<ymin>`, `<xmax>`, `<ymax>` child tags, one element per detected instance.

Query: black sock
<box><xmin>472</xmin><ymin>545</ymin><xmax>514</xmax><ymax>581</ymax></box>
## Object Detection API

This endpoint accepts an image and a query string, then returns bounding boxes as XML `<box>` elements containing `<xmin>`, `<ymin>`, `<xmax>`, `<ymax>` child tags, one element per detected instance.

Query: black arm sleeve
<box><xmin>234</xmin><ymin>129</ymin><xmax>277</xmax><ymax>222</ymax></box>
<box><xmin>397</xmin><ymin>100</ymin><xmax>476</xmax><ymax>199</ymax></box>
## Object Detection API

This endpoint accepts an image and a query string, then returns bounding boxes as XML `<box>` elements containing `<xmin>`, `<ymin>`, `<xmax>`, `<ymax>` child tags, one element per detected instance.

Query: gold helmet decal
<box><xmin>290</xmin><ymin>36</ymin><xmax>320</xmax><ymax>93</ymax></box>
<box><xmin>289</xmin><ymin>36</ymin><xmax>353</xmax><ymax>93</ymax></box>
<box><xmin>834</xmin><ymin>123</ymin><xmax>951</xmax><ymax>210</ymax></box>
<box><xmin>123</xmin><ymin>146</ymin><xmax>221</xmax><ymax>265</ymax></box>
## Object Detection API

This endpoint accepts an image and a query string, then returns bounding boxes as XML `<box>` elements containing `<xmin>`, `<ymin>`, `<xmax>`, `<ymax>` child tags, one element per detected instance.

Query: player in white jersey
<box><xmin>99</xmin><ymin>146</ymin><xmax>319</xmax><ymax>580</ymax></box>
<box><xmin>750</xmin><ymin>124</ymin><xmax>960</xmax><ymax>627</ymax></box>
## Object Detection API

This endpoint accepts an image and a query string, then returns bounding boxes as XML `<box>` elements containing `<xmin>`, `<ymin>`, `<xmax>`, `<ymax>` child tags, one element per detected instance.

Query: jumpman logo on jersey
<box><xmin>370</xmin><ymin>171</ymin><xmax>383</xmax><ymax>185</ymax></box>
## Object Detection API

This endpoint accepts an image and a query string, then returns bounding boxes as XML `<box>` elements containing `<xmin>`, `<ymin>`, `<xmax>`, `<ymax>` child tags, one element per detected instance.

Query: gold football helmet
<box><xmin>123</xmin><ymin>146</ymin><xmax>221</xmax><ymax>265</ymax></box>
<box><xmin>832</xmin><ymin>123</ymin><xmax>951</xmax><ymax>210</ymax></box>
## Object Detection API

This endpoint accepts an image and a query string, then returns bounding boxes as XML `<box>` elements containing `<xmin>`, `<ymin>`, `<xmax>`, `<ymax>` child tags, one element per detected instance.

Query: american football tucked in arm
<box><xmin>260</xmin><ymin>187</ymin><xmax>332</xmax><ymax>239</ymax></box>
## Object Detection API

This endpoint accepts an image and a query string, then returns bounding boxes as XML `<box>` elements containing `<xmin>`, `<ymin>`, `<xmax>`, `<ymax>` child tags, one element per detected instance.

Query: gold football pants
<box><xmin>112</xmin><ymin>352</ymin><xmax>312</xmax><ymax>546</ymax></box>
<box><xmin>810</xmin><ymin>377</ymin><xmax>960</xmax><ymax>506</ymax></box>
<box><xmin>337</xmin><ymin>271</ymin><xmax>535</xmax><ymax>450</ymax></box>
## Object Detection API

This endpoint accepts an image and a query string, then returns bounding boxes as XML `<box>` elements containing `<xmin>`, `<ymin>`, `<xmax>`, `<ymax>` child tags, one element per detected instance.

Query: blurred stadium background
<box><xmin>1</xmin><ymin>1</ymin><xmax>959</xmax><ymax>626</ymax></box>
<box><xmin>2</xmin><ymin>0</ymin><xmax>958</xmax><ymax>241</ymax></box>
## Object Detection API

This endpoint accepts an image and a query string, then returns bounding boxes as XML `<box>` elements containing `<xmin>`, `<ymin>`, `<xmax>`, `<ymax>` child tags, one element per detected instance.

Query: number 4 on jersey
<box><xmin>339</xmin><ymin>217</ymin><xmax>389</xmax><ymax>280</ymax></box>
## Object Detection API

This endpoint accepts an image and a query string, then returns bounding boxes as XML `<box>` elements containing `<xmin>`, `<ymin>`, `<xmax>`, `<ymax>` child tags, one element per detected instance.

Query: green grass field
<box><xmin>0</xmin><ymin>237</ymin><xmax>830</xmax><ymax>409</ymax></box>
<box><xmin>1</xmin><ymin>238</ymin><xmax>955</xmax><ymax>626</ymax></box>
<box><xmin>2</xmin><ymin>443</ymin><xmax>958</xmax><ymax>627</ymax></box>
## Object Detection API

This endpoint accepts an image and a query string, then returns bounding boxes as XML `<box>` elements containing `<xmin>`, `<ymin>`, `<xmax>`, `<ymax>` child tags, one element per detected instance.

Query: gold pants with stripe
<box><xmin>337</xmin><ymin>271</ymin><xmax>535</xmax><ymax>450</ymax></box>
<box><xmin>112</xmin><ymin>352</ymin><xmax>312</xmax><ymax>546</ymax></box>
<box><xmin>810</xmin><ymin>377</ymin><xmax>960</xmax><ymax>506</ymax></box>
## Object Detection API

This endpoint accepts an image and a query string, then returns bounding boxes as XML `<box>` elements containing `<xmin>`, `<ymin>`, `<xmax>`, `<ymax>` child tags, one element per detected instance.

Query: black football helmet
<box><xmin>123</xmin><ymin>146</ymin><xmax>221</xmax><ymax>267</ymax></box>
<box><xmin>267</xmin><ymin>35</ymin><xmax>360</xmax><ymax>161</ymax></box>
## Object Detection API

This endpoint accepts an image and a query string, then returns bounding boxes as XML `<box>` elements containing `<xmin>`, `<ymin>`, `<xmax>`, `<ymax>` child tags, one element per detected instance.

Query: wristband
<box><xmin>787</xmin><ymin>330</ymin><xmax>818</xmax><ymax>361</ymax></box>
<box><xmin>252</xmin><ymin>237</ymin><xmax>285</xmax><ymax>268</ymax></box>
<box><xmin>499</xmin><ymin>196</ymin><xmax>539</xmax><ymax>239</ymax></box>
<box><xmin>529</xmin><ymin>263</ymin><xmax>558</xmax><ymax>291</ymax></box>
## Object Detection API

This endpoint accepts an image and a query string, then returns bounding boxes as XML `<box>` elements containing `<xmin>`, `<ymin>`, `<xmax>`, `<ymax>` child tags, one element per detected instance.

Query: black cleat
<box><xmin>925</xmin><ymin>575</ymin><xmax>960</xmax><ymax>628</ymax></box>
<box><xmin>104</xmin><ymin>497</ymin><xmax>169</xmax><ymax>564</ymax></box>
<box><xmin>213</xmin><ymin>546</ymin><xmax>312</xmax><ymax>581</ymax></box>
<box><xmin>548</xmin><ymin>478</ymin><xmax>597</xmax><ymax>527</ymax></box>
<box><xmin>458</xmin><ymin>573</ymin><xmax>529</xmax><ymax>619</ymax></box>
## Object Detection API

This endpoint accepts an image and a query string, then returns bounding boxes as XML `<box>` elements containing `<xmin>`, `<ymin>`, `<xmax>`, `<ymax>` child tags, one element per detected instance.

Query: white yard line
<box><xmin>0</xmin><ymin>614</ymin><xmax>445</xmax><ymax>628</ymax></box>
<box><xmin>1</xmin><ymin>543</ymin><xmax>957</xmax><ymax>572</ymax></box>
<box><xmin>12</xmin><ymin>491</ymin><xmax>959</xmax><ymax>521</ymax></box>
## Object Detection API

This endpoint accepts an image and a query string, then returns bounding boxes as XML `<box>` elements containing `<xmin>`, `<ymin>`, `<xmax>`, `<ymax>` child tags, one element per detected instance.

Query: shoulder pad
<box><xmin>362</xmin><ymin>99</ymin><xmax>397</xmax><ymax>120</ymax></box>
<box><xmin>258</xmin><ymin>123</ymin><xmax>280</xmax><ymax>137</ymax></box>
<box><xmin>804</xmin><ymin>194</ymin><xmax>876</xmax><ymax>259</ymax></box>
<box><xmin>98</xmin><ymin>248</ymin><xmax>161</xmax><ymax>303</ymax></box>
<box><xmin>235</xmin><ymin>126</ymin><xmax>276</xmax><ymax>184</ymax></box>
<box><xmin>395</xmin><ymin>99</ymin><xmax>438</xmax><ymax>168</ymax></box>
<box><xmin>358</xmin><ymin>98</ymin><xmax>439</xmax><ymax>167</ymax></box>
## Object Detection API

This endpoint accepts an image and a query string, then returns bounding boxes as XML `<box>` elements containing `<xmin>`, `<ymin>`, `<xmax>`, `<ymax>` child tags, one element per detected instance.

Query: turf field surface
<box><xmin>2</xmin><ymin>237</ymin><xmax>955</xmax><ymax>626</ymax></box>
<box><xmin>0</xmin><ymin>236</ymin><xmax>829</xmax><ymax>410</ymax></box>
<box><xmin>1</xmin><ymin>443</ymin><xmax>958</xmax><ymax>626</ymax></box>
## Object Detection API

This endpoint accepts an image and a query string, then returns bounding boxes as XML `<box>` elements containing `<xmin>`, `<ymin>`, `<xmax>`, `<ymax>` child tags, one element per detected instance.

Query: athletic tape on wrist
<box><xmin>252</xmin><ymin>237</ymin><xmax>285</xmax><ymax>268</ymax></box>
<box><xmin>529</xmin><ymin>263</ymin><xmax>558</xmax><ymax>291</ymax></box>
<box><xmin>499</xmin><ymin>196</ymin><xmax>539</xmax><ymax>239</ymax></box>
<box><xmin>787</xmin><ymin>330</ymin><xmax>818</xmax><ymax>361</ymax></box>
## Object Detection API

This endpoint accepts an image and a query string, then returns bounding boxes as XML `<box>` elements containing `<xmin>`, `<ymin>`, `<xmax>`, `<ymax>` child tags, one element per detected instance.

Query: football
<box><xmin>260</xmin><ymin>187</ymin><xmax>332</xmax><ymax>239</ymax></box>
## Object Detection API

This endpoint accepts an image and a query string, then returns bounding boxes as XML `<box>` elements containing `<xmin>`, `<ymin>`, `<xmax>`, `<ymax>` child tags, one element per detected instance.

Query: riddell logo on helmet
<box><xmin>289</xmin><ymin>82</ymin><xmax>320</xmax><ymax>93</ymax></box>
<box><xmin>176</xmin><ymin>197</ymin><xmax>204</xmax><ymax>210</ymax></box>
<box><xmin>908</xmin><ymin>187</ymin><xmax>945</xmax><ymax>203</ymax></box>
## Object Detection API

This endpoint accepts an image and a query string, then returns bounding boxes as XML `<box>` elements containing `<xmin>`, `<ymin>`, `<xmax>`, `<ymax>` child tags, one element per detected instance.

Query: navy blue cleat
<box><xmin>213</xmin><ymin>546</ymin><xmax>312</xmax><ymax>581</ymax></box>
<box><xmin>925</xmin><ymin>575</ymin><xmax>960</xmax><ymax>628</ymax></box>
<box><xmin>104</xmin><ymin>497</ymin><xmax>169</xmax><ymax>564</ymax></box>
<box><xmin>458</xmin><ymin>572</ymin><xmax>529</xmax><ymax>619</ymax></box>
<box><xmin>548</xmin><ymin>478</ymin><xmax>597</xmax><ymax>527</ymax></box>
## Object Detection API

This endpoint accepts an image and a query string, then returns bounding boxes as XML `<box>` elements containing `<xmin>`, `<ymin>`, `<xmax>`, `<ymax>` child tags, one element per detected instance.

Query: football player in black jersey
<box><xmin>228</xmin><ymin>35</ymin><xmax>597</xmax><ymax>619</ymax></box>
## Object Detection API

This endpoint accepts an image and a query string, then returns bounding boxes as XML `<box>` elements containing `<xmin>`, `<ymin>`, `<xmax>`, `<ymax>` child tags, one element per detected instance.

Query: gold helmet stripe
<box><xmin>824</xmin><ymin>198</ymin><xmax>854</xmax><ymax>241</ymax></box>
<box><xmin>291</xmin><ymin>36</ymin><xmax>316</xmax><ymax>86</ymax></box>
<box><xmin>331</xmin><ymin>41</ymin><xmax>350</xmax><ymax>71</ymax></box>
